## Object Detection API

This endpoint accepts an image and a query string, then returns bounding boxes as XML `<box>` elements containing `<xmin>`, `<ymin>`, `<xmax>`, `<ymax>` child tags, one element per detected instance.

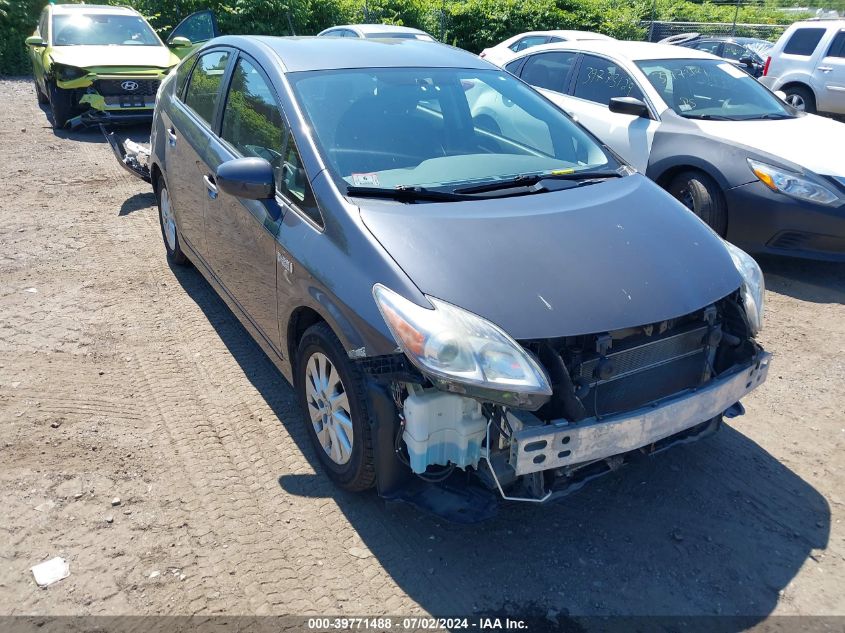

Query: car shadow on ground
<box><xmin>168</xmin><ymin>261</ymin><xmax>829</xmax><ymax>628</ymax></box>
<box><xmin>119</xmin><ymin>191</ymin><xmax>156</xmax><ymax>216</ymax></box>
<box><xmin>759</xmin><ymin>255</ymin><xmax>844</xmax><ymax>304</ymax></box>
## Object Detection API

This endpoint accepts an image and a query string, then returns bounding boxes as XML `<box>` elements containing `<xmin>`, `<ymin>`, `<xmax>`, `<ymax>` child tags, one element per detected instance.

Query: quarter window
<box><xmin>783</xmin><ymin>28</ymin><xmax>826</xmax><ymax>56</ymax></box>
<box><xmin>279</xmin><ymin>137</ymin><xmax>322</xmax><ymax>226</ymax></box>
<box><xmin>520</xmin><ymin>52</ymin><xmax>577</xmax><ymax>93</ymax></box>
<box><xmin>573</xmin><ymin>55</ymin><xmax>643</xmax><ymax>105</ymax></box>
<box><xmin>183</xmin><ymin>50</ymin><xmax>230</xmax><ymax>126</ymax></box>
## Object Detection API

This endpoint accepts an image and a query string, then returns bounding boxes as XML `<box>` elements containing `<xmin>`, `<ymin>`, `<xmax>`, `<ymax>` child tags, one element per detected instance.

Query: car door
<box><xmin>815</xmin><ymin>30</ymin><xmax>845</xmax><ymax>113</ymax></box>
<box><xmin>28</xmin><ymin>9</ymin><xmax>50</xmax><ymax>95</ymax></box>
<box><xmin>204</xmin><ymin>53</ymin><xmax>318</xmax><ymax>348</ymax></box>
<box><xmin>165</xmin><ymin>48</ymin><xmax>234</xmax><ymax>260</ymax></box>
<box><xmin>166</xmin><ymin>10</ymin><xmax>220</xmax><ymax>59</ymax></box>
<box><xmin>555</xmin><ymin>54</ymin><xmax>659</xmax><ymax>172</ymax></box>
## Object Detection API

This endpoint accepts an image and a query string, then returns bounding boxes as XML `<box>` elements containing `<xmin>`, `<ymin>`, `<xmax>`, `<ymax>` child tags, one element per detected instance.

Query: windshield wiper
<box><xmin>453</xmin><ymin>170</ymin><xmax>622</xmax><ymax>195</ymax></box>
<box><xmin>346</xmin><ymin>185</ymin><xmax>471</xmax><ymax>202</ymax></box>
<box><xmin>751</xmin><ymin>113</ymin><xmax>793</xmax><ymax>120</ymax></box>
<box><xmin>681</xmin><ymin>113</ymin><xmax>739</xmax><ymax>121</ymax></box>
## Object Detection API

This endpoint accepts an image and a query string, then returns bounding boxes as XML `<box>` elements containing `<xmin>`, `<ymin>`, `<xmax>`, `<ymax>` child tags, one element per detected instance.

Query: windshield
<box><xmin>637</xmin><ymin>58</ymin><xmax>793</xmax><ymax>120</ymax></box>
<box><xmin>742</xmin><ymin>40</ymin><xmax>773</xmax><ymax>58</ymax></box>
<box><xmin>52</xmin><ymin>14</ymin><xmax>161</xmax><ymax>47</ymax></box>
<box><xmin>288</xmin><ymin>67</ymin><xmax>615</xmax><ymax>192</ymax></box>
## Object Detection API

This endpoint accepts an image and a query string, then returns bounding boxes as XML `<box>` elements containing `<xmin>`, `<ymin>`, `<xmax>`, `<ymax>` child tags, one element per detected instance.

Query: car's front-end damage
<box><xmin>50</xmin><ymin>63</ymin><xmax>172</xmax><ymax>128</ymax></box>
<box><xmin>353</xmin><ymin>179</ymin><xmax>770</xmax><ymax>521</ymax></box>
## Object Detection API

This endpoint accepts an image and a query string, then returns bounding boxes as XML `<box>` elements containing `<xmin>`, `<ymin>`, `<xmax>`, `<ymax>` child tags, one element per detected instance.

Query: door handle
<box><xmin>167</xmin><ymin>127</ymin><xmax>177</xmax><ymax>146</ymax></box>
<box><xmin>818</xmin><ymin>66</ymin><xmax>833</xmax><ymax>73</ymax></box>
<box><xmin>203</xmin><ymin>174</ymin><xmax>218</xmax><ymax>199</ymax></box>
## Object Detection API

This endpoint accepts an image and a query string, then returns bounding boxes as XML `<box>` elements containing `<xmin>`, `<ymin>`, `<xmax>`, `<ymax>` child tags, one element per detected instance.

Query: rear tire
<box><xmin>155</xmin><ymin>176</ymin><xmax>188</xmax><ymax>266</ymax></box>
<box><xmin>295</xmin><ymin>322</ymin><xmax>376</xmax><ymax>492</ymax></box>
<box><xmin>668</xmin><ymin>170</ymin><xmax>728</xmax><ymax>236</ymax></box>
<box><xmin>783</xmin><ymin>85</ymin><xmax>816</xmax><ymax>114</ymax></box>
<box><xmin>48</xmin><ymin>82</ymin><xmax>74</xmax><ymax>128</ymax></box>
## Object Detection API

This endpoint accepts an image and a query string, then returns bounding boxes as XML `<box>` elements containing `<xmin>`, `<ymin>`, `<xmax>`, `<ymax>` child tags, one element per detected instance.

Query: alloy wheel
<box><xmin>305</xmin><ymin>352</ymin><xmax>354</xmax><ymax>465</ymax></box>
<box><xmin>160</xmin><ymin>186</ymin><xmax>177</xmax><ymax>251</ymax></box>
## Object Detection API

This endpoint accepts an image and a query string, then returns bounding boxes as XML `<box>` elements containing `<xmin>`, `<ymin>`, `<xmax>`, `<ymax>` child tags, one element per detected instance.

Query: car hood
<box><xmin>692</xmin><ymin>114</ymin><xmax>845</xmax><ymax>177</ymax></box>
<box><xmin>50</xmin><ymin>45</ymin><xmax>177</xmax><ymax>70</ymax></box>
<box><xmin>359</xmin><ymin>174</ymin><xmax>742</xmax><ymax>340</ymax></box>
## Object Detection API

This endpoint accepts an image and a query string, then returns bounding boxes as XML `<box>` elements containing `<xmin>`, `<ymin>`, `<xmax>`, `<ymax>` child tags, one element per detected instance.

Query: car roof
<box><xmin>50</xmin><ymin>4</ymin><xmax>140</xmax><ymax>16</ymax></box>
<box><xmin>516</xmin><ymin>30</ymin><xmax>614</xmax><ymax>40</ymax></box>
<box><xmin>327</xmin><ymin>24</ymin><xmax>429</xmax><ymax>35</ymax></box>
<box><xmin>518</xmin><ymin>39</ymin><xmax>719</xmax><ymax>61</ymax></box>
<box><xmin>235</xmin><ymin>36</ymin><xmax>490</xmax><ymax>72</ymax></box>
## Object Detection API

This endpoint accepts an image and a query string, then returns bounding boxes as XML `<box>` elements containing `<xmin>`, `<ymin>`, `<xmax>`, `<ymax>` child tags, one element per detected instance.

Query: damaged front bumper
<box><xmin>483</xmin><ymin>350</ymin><xmax>771</xmax><ymax>503</ymax></box>
<box><xmin>56</xmin><ymin>72</ymin><xmax>163</xmax><ymax>128</ymax></box>
<box><xmin>103</xmin><ymin>126</ymin><xmax>152</xmax><ymax>183</ymax></box>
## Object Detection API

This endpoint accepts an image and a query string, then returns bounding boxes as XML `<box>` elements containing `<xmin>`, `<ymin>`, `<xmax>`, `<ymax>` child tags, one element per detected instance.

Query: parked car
<box><xmin>479</xmin><ymin>30</ymin><xmax>614</xmax><ymax>67</ymax></box>
<box><xmin>317</xmin><ymin>24</ymin><xmax>434</xmax><ymax>41</ymax></box>
<box><xmin>123</xmin><ymin>35</ymin><xmax>769</xmax><ymax>518</ymax></box>
<box><xmin>659</xmin><ymin>33</ymin><xmax>773</xmax><ymax>77</ymax></box>
<box><xmin>759</xmin><ymin>18</ymin><xmax>845</xmax><ymax>115</ymax></box>
<box><xmin>25</xmin><ymin>4</ymin><xmax>219</xmax><ymax>128</ymax></box>
<box><xmin>504</xmin><ymin>40</ymin><xmax>845</xmax><ymax>261</ymax></box>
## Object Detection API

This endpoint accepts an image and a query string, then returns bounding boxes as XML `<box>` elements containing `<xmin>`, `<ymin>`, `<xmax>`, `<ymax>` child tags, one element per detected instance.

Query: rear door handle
<box><xmin>167</xmin><ymin>127</ymin><xmax>177</xmax><ymax>146</ymax></box>
<box><xmin>203</xmin><ymin>174</ymin><xmax>218</xmax><ymax>199</ymax></box>
<box><xmin>818</xmin><ymin>66</ymin><xmax>833</xmax><ymax>73</ymax></box>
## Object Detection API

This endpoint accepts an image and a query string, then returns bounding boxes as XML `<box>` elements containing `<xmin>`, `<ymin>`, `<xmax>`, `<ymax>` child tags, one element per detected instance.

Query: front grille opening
<box><xmin>525</xmin><ymin>300</ymin><xmax>753</xmax><ymax>423</ymax></box>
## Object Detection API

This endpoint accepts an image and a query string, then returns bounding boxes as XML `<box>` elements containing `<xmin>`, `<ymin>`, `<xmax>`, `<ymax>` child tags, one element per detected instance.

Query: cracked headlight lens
<box><xmin>724</xmin><ymin>241</ymin><xmax>764</xmax><ymax>335</ymax></box>
<box><xmin>53</xmin><ymin>63</ymin><xmax>88</xmax><ymax>82</ymax></box>
<box><xmin>748</xmin><ymin>158</ymin><xmax>841</xmax><ymax>206</ymax></box>
<box><xmin>373</xmin><ymin>284</ymin><xmax>552</xmax><ymax>405</ymax></box>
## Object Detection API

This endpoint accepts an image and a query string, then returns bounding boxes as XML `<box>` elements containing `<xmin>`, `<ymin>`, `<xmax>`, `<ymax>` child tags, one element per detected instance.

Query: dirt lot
<box><xmin>0</xmin><ymin>77</ymin><xmax>844</xmax><ymax>623</ymax></box>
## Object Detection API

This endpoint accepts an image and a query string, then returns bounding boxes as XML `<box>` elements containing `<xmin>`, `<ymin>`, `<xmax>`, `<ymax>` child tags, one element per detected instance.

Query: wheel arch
<box><xmin>287</xmin><ymin>306</ymin><xmax>327</xmax><ymax>373</ymax></box>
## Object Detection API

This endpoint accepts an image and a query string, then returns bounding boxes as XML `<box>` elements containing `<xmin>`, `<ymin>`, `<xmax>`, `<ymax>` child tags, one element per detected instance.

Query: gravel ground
<box><xmin>0</xmin><ymin>77</ymin><xmax>843</xmax><ymax>622</ymax></box>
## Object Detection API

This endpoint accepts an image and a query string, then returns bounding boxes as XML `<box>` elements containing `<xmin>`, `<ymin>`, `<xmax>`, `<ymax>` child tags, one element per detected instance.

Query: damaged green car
<box><xmin>26</xmin><ymin>4</ymin><xmax>218</xmax><ymax>128</ymax></box>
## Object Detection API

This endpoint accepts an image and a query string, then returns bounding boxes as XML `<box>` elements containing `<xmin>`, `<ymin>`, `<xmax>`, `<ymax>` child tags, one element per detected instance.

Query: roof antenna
<box><xmin>287</xmin><ymin>11</ymin><xmax>296</xmax><ymax>36</ymax></box>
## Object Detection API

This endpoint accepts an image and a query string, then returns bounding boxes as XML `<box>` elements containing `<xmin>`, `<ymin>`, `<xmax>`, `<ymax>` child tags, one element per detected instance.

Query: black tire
<box><xmin>155</xmin><ymin>175</ymin><xmax>188</xmax><ymax>266</ymax></box>
<box><xmin>668</xmin><ymin>170</ymin><xmax>728</xmax><ymax>236</ymax></box>
<box><xmin>295</xmin><ymin>322</ymin><xmax>376</xmax><ymax>492</ymax></box>
<box><xmin>783</xmin><ymin>85</ymin><xmax>816</xmax><ymax>114</ymax></box>
<box><xmin>48</xmin><ymin>82</ymin><xmax>74</xmax><ymax>129</ymax></box>
<box><xmin>35</xmin><ymin>79</ymin><xmax>49</xmax><ymax>105</ymax></box>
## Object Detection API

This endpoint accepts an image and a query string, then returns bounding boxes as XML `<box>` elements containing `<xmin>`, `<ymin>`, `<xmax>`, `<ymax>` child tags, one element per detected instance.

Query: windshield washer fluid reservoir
<box><xmin>402</xmin><ymin>390</ymin><xmax>487</xmax><ymax>474</ymax></box>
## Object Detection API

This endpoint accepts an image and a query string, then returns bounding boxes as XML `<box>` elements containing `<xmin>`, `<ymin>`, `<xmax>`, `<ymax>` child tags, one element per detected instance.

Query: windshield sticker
<box><xmin>718</xmin><ymin>63</ymin><xmax>749</xmax><ymax>79</ymax></box>
<box><xmin>352</xmin><ymin>173</ymin><xmax>380</xmax><ymax>187</ymax></box>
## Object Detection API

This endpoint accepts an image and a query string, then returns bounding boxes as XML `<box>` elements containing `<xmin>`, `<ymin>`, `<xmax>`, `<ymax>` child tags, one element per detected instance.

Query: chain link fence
<box><xmin>644</xmin><ymin>20</ymin><xmax>789</xmax><ymax>42</ymax></box>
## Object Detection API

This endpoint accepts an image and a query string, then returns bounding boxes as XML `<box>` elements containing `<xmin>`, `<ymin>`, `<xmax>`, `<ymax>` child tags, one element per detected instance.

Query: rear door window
<box><xmin>183</xmin><ymin>50</ymin><xmax>231</xmax><ymax>126</ymax></box>
<box><xmin>519</xmin><ymin>51</ymin><xmax>577</xmax><ymax>93</ymax></box>
<box><xmin>783</xmin><ymin>28</ymin><xmax>826</xmax><ymax>55</ymax></box>
<box><xmin>572</xmin><ymin>55</ymin><xmax>644</xmax><ymax>105</ymax></box>
<box><xmin>827</xmin><ymin>31</ymin><xmax>845</xmax><ymax>58</ymax></box>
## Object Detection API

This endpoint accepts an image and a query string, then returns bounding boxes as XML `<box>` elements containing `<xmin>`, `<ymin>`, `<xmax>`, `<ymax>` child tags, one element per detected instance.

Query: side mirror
<box><xmin>26</xmin><ymin>36</ymin><xmax>46</xmax><ymax>47</ymax></box>
<box><xmin>738</xmin><ymin>56</ymin><xmax>755</xmax><ymax>67</ymax></box>
<box><xmin>216</xmin><ymin>157</ymin><xmax>275</xmax><ymax>200</ymax></box>
<box><xmin>609</xmin><ymin>96</ymin><xmax>651</xmax><ymax>118</ymax></box>
<box><xmin>168</xmin><ymin>36</ymin><xmax>192</xmax><ymax>48</ymax></box>
<box><xmin>775</xmin><ymin>90</ymin><xmax>788</xmax><ymax>102</ymax></box>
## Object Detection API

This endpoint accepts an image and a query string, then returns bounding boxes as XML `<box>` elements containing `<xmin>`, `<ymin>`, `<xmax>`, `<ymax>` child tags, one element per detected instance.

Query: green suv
<box><xmin>26</xmin><ymin>4</ymin><xmax>218</xmax><ymax>128</ymax></box>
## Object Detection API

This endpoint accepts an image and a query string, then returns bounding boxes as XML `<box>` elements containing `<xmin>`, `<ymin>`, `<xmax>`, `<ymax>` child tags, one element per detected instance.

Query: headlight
<box><xmin>748</xmin><ymin>158</ymin><xmax>841</xmax><ymax>206</ymax></box>
<box><xmin>52</xmin><ymin>63</ymin><xmax>88</xmax><ymax>82</ymax></box>
<box><xmin>373</xmin><ymin>284</ymin><xmax>552</xmax><ymax>409</ymax></box>
<box><xmin>724</xmin><ymin>242</ymin><xmax>765</xmax><ymax>335</ymax></box>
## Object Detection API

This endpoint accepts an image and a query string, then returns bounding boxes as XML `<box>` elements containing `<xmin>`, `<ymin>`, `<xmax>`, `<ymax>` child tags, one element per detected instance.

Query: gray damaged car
<box><xmin>114</xmin><ymin>36</ymin><xmax>770</xmax><ymax>520</ymax></box>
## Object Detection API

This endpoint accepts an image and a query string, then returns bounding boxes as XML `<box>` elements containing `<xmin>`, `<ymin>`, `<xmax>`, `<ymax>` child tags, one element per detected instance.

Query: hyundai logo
<box><xmin>121</xmin><ymin>81</ymin><xmax>139</xmax><ymax>91</ymax></box>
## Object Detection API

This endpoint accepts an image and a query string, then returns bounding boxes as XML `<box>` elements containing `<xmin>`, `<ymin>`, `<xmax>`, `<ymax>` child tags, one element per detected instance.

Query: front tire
<box><xmin>35</xmin><ymin>79</ymin><xmax>49</xmax><ymax>105</ymax></box>
<box><xmin>48</xmin><ymin>82</ymin><xmax>74</xmax><ymax>129</ymax></box>
<box><xmin>668</xmin><ymin>170</ymin><xmax>728</xmax><ymax>236</ymax></box>
<box><xmin>295</xmin><ymin>323</ymin><xmax>376</xmax><ymax>492</ymax></box>
<box><xmin>156</xmin><ymin>176</ymin><xmax>188</xmax><ymax>265</ymax></box>
<box><xmin>783</xmin><ymin>85</ymin><xmax>816</xmax><ymax>114</ymax></box>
